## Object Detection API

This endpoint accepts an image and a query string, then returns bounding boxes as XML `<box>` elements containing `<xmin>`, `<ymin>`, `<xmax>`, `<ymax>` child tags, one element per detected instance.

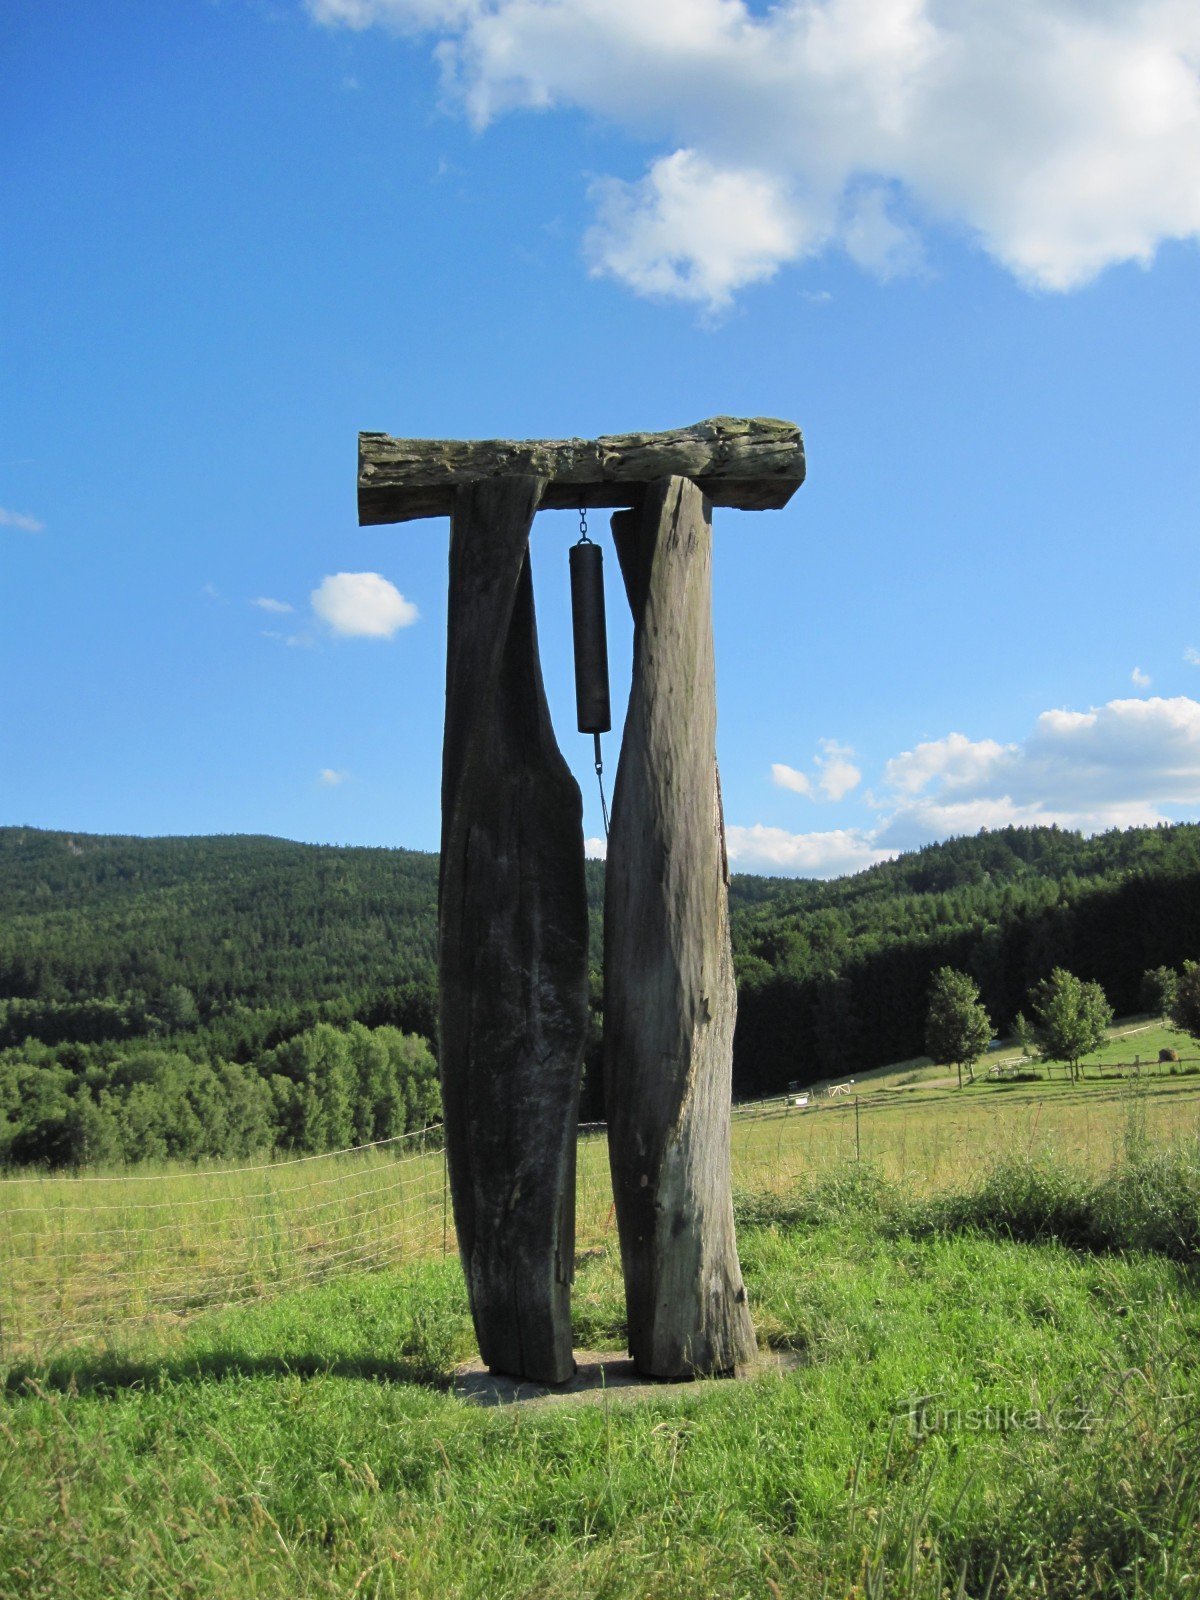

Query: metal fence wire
<box><xmin>2</xmin><ymin>1075</ymin><xmax>1199</xmax><ymax>1363</ymax></box>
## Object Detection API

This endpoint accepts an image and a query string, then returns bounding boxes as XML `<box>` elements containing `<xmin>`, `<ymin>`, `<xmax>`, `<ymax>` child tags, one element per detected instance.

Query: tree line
<box><xmin>925</xmin><ymin>958</ymin><xmax>1200</xmax><ymax>1087</ymax></box>
<box><xmin>730</xmin><ymin>821</ymin><xmax>1200</xmax><ymax>1096</ymax></box>
<box><xmin>2</xmin><ymin>820</ymin><xmax>1199</xmax><ymax>1165</ymax></box>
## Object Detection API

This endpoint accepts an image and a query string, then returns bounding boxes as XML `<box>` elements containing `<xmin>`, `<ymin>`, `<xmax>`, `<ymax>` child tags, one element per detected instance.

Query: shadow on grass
<box><xmin>3</xmin><ymin>1347</ymin><xmax>458</xmax><ymax>1398</ymax></box>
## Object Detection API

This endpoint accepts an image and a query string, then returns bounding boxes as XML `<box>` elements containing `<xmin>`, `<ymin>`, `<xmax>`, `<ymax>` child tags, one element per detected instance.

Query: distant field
<box><xmin>731</xmin><ymin>1073</ymin><xmax>1200</xmax><ymax>1195</ymax></box>
<box><xmin>4</xmin><ymin>1019</ymin><xmax>1200</xmax><ymax>1364</ymax></box>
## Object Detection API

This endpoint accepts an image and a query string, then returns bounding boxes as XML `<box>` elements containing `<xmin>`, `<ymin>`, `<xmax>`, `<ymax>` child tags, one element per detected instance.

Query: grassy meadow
<box><xmin>3</xmin><ymin>1148</ymin><xmax>1200</xmax><ymax>1598</ymax></box>
<box><xmin>3</xmin><ymin>1022</ymin><xmax>1200</xmax><ymax>1597</ymax></box>
<box><xmin>3</xmin><ymin>1021</ymin><xmax>1200</xmax><ymax>1364</ymax></box>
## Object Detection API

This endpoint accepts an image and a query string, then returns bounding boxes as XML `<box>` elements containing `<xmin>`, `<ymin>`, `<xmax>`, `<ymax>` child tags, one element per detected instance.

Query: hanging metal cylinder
<box><xmin>569</xmin><ymin>539</ymin><xmax>611</xmax><ymax>735</ymax></box>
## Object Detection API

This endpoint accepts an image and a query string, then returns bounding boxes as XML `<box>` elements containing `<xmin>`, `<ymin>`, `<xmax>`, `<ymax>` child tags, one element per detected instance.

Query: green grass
<box><xmin>4</xmin><ymin>1146</ymin><xmax>1200</xmax><ymax>1599</ymax></box>
<box><xmin>730</xmin><ymin>1072</ymin><xmax>1200</xmax><ymax>1197</ymax></box>
<box><xmin>7</xmin><ymin>1046</ymin><xmax>1200</xmax><ymax>1364</ymax></box>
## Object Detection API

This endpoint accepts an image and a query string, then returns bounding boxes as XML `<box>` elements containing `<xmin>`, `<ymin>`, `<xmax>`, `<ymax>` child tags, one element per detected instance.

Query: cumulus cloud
<box><xmin>771</xmin><ymin>762</ymin><xmax>813</xmax><ymax>797</ymax></box>
<box><xmin>318</xmin><ymin>767</ymin><xmax>350</xmax><ymax>786</ymax></box>
<box><xmin>873</xmin><ymin>698</ymin><xmax>1200</xmax><ymax>848</ymax></box>
<box><xmin>883</xmin><ymin>731</ymin><xmax>1014</xmax><ymax>797</ymax></box>
<box><xmin>253</xmin><ymin>597</ymin><xmax>295</xmax><ymax>614</ymax></box>
<box><xmin>584</xmin><ymin>835</ymin><xmax>608</xmax><ymax>860</ymax></box>
<box><xmin>726</xmin><ymin>823</ymin><xmax>894</xmax><ymax>878</ymax></box>
<box><xmin>309</xmin><ymin>0</ymin><xmax>1200</xmax><ymax>308</ymax></box>
<box><xmin>586</xmin><ymin>151</ymin><xmax>812</xmax><ymax>309</ymax></box>
<box><xmin>772</xmin><ymin>740</ymin><xmax>862</xmax><ymax>801</ymax></box>
<box><xmin>732</xmin><ymin>695</ymin><xmax>1200</xmax><ymax>877</ymax></box>
<box><xmin>1132</xmin><ymin>666</ymin><xmax>1152</xmax><ymax>687</ymax></box>
<box><xmin>311</xmin><ymin>572</ymin><xmax>419</xmax><ymax>637</ymax></box>
<box><xmin>1186</xmin><ymin>647</ymin><xmax>1200</xmax><ymax>666</ymax></box>
<box><xmin>0</xmin><ymin>506</ymin><xmax>44</xmax><ymax>533</ymax></box>
<box><xmin>816</xmin><ymin>740</ymin><xmax>863</xmax><ymax>801</ymax></box>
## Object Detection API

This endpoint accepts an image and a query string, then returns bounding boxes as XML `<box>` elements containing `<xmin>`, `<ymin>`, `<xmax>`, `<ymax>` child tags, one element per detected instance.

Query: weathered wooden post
<box><xmin>439</xmin><ymin>475</ymin><xmax>587</xmax><ymax>1383</ymax></box>
<box><xmin>357</xmin><ymin>417</ymin><xmax>804</xmax><ymax>1383</ymax></box>
<box><xmin>605</xmin><ymin>476</ymin><xmax>754</xmax><ymax>1376</ymax></box>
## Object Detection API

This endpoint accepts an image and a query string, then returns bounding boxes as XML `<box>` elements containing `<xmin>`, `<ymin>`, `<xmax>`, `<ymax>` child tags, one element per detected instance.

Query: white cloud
<box><xmin>771</xmin><ymin>762</ymin><xmax>812</xmax><ymax>797</ymax></box>
<box><xmin>318</xmin><ymin>768</ymin><xmax>350</xmax><ymax>786</ymax></box>
<box><xmin>1132</xmin><ymin>666</ymin><xmax>1152</xmax><ymax>688</ymax></box>
<box><xmin>884</xmin><ymin>699</ymin><xmax>1200</xmax><ymax>816</ymax></box>
<box><xmin>311</xmin><ymin>572</ymin><xmax>419</xmax><ymax>637</ymax></box>
<box><xmin>586</xmin><ymin>150</ymin><xmax>812</xmax><ymax>310</ymax></box>
<box><xmin>1186</xmin><ymin>647</ymin><xmax>1200</xmax><ymax>666</ymax></box>
<box><xmin>773</xmin><ymin>740</ymin><xmax>862</xmax><ymax>801</ymax></box>
<box><xmin>727</xmin><ymin>823</ymin><xmax>894</xmax><ymax>877</ymax></box>
<box><xmin>310</xmin><ymin>0</ymin><xmax>1200</xmax><ymax>308</ymax></box>
<box><xmin>884</xmin><ymin>731</ymin><xmax>1015</xmax><ymax>796</ymax></box>
<box><xmin>0</xmin><ymin>506</ymin><xmax>44</xmax><ymax>533</ymax></box>
<box><xmin>735</xmin><ymin>695</ymin><xmax>1200</xmax><ymax>876</ymax></box>
<box><xmin>253</xmin><ymin>597</ymin><xmax>295</xmax><ymax>614</ymax></box>
<box><xmin>815</xmin><ymin>739</ymin><xmax>862</xmax><ymax>801</ymax></box>
<box><xmin>584</xmin><ymin>835</ymin><xmax>608</xmax><ymax>860</ymax></box>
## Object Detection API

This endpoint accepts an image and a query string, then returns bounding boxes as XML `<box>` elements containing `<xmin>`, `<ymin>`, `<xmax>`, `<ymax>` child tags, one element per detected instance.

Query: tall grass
<box><xmin>911</xmin><ymin>1140</ymin><xmax>1200</xmax><ymax>1261</ymax></box>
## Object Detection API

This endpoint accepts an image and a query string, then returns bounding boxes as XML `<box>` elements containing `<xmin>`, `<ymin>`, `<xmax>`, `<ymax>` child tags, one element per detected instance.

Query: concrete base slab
<box><xmin>451</xmin><ymin>1347</ymin><xmax>801</xmax><ymax>1407</ymax></box>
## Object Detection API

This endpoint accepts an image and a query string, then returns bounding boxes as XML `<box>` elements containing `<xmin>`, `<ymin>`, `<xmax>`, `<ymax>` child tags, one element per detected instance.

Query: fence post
<box><xmin>855</xmin><ymin>1095</ymin><xmax>861</xmax><ymax>1163</ymax></box>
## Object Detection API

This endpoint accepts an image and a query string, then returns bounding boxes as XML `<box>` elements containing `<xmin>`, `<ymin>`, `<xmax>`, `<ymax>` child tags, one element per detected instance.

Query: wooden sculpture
<box><xmin>356</xmin><ymin>416</ymin><xmax>805</xmax><ymax>1381</ymax></box>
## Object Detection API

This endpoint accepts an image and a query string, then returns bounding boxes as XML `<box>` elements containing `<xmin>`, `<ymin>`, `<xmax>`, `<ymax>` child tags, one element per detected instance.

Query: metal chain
<box><xmin>577</xmin><ymin>503</ymin><xmax>591</xmax><ymax>544</ymax></box>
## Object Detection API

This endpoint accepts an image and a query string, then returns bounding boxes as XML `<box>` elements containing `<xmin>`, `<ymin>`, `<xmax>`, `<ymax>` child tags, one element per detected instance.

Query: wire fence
<box><xmin>4</xmin><ymin>1075</ymin><xmax>1200</xmax><ymax>1364</ymax></box>
<box><xmin>0</xmin><ymin>1126</ymin><xmax>449</xmax><ymax>1363</ymax></box>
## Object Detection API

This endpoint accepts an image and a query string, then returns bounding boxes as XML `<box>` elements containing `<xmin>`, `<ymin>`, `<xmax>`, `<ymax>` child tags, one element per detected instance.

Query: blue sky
<box><xmin>3</xmin><ymin>0</ymin><xmax>1199</xmax><ymax>874</ymax></box>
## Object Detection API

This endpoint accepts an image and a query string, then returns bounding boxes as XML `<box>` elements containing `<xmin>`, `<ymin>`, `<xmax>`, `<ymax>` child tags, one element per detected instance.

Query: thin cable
<box><xmin>0</xmin><ymin>1126</ymin><xmax>448</xmax><ymax>1203</ymax></box>
<box><xmin>593</xmin><ymin>732</ymin><xmax>610</xmax><ymax>840</ymax></box>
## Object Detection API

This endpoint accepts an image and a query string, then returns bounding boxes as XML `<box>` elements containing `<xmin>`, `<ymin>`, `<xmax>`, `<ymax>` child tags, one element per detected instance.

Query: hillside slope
<box><xmin>2</xmin><ymin>822</ymin><xmax>1199</xmax><ymax>1116</ymax></box>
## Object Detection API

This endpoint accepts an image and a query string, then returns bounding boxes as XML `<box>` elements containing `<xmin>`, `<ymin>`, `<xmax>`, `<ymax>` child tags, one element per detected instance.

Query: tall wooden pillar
<box><xmin>605</xmin><ymin>476</ymin><xmax>757</xmax><ymax>1378</ymax></box>
<box><xmin>438</xmin><ymin>475</ymin><xmax>589</xmax><ymax>1384</ymax></box>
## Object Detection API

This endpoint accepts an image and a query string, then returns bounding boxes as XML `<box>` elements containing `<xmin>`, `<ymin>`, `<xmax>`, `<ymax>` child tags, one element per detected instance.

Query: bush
<box><xmin>920</xmin><ymin>1158</ymin><xmax>1096</xmax><ymax>1247</ymax></box>
<box><xmin>904</xmin><ymin>1143</ymin><xmax>1200</xmax><ymax>1263</ymax></box>
<box><xmin>734</xmin><ymin>1164</ymin><xmax>900</xmax><ymax>1229</ymax></box>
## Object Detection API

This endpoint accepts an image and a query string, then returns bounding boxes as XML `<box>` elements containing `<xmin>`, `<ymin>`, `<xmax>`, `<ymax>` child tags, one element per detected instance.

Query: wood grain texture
<box><xmin>603</xmin><ymin>476</ymin><xmax>757</xmax><ymax>1379</ymax></box>
<box><xmin>359</xmin><ymin>416</ymin><xmax>804</xmax><ymax>524</ymax></box>
<box><xmin>439</xmin><ymin>475</ymin><xmax>589</xmax><ymax>1384</ymax></box>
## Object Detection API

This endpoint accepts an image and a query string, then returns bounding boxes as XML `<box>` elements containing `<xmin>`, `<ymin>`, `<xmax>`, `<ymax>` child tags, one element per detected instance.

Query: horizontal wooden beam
<box><xmin>358</xmin><ymin>416</ymin><xmax>804</xmax><ymax>525</ymax></box>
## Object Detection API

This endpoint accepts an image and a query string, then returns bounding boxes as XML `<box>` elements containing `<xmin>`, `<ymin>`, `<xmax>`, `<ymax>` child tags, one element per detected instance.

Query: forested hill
<box><xmin>0</xmin><ymin>829</ymin><xmax>442</xmax><ymax>1029</ymax></box>
<box><xmin>730</xmin><ymin>822</ymin><xmax>1200</xmax><ymax>1095</ymax></box>
<box><xmin>2</xmin><ymin>820</ymin><xmax>1200</xmax><ymax>1141</ymax></box>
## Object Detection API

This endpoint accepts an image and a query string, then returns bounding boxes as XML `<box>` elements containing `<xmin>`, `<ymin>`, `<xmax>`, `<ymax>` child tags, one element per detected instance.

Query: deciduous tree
<box><xmin>1168</xmin><ymin>959</ymin><xmax>1200</xmax><ymax>1045</ymax></box>
<box><xmin>1139</xmin><ymin>965</ymin><xmax>1178</xmax><ymax>1022</ymax></box>
<box><xmin>925</xmin><ymin>967</ymin><xmax>992</xmax><ymax>1090</ymax></box>
<box><xmin>1031</xmin><ymin>968</ymin><xmax>1112</xmax><ymax>1083</ymax></box>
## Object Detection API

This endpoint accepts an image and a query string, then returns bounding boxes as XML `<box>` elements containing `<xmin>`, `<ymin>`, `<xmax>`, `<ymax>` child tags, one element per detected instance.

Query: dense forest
<box><xmin>2</xmin><ymin>820</ymin><xmax>1199</xmax><ymax>1165</ymax></box>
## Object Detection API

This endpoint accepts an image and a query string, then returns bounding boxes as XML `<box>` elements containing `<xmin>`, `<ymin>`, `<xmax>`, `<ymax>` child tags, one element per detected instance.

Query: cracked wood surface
<box><xmin>438</xmin><ymin>475</ymin><xmax>589</xmax><ymax>1384</ymax></box>
<box><xmin>359</xmin><ymin>416</ymin><xmax>804</xmax><ymax>524</ymax></box>
<box><xmin>603</xmin><ymin>476</ymin><xmax>757</xmax><ymax>1379</ymax></box>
